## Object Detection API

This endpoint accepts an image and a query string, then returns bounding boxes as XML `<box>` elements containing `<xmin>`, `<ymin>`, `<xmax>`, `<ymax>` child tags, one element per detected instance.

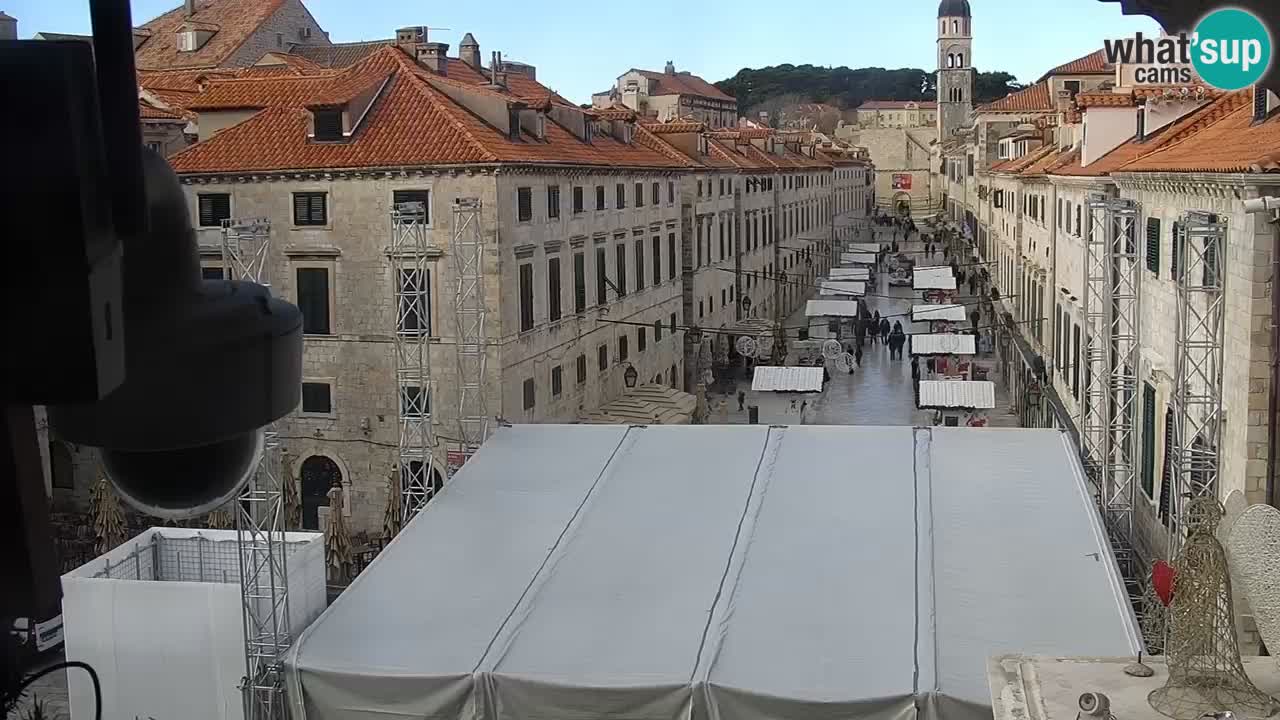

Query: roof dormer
<box><xmin>175</xmin><ymin>21</ymin><xmax>217</xmax><ymax>52</ymax></box>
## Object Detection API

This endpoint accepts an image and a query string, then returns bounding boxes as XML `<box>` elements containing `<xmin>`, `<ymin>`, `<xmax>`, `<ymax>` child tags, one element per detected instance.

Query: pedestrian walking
<box><xmin>926</xmin><ymin>356</ymin><xmax>936</xmax><ymax>375</ymax></box>
<box><xmin>911</xmin><ymin>355</ymin><xmax>921</xmax><ymax>382</ymax></box>
<box><xmin>957</xmin><ymin>268</ymin><xmax>967</xmax><ymax>288</ymax></box>
<box><xmin>970</xmin><ymin>308</ymin><xmax>980</xmax><ymax>332</ymax></box>
<box><xmin>879</xmin><ymin>317</ymin><xmax>891</xmax><ymax>345</ymax></box>
<box><xmin>871</xmin><ymin>311</ymin><xmax>881</xmax><ymax>344</ymax></box>
<box><xmin>968</xmin><ymin>274</ymin><xmax>978</xmax><ymax>296</ymax></box>
<box><xmin>854</xmin><ymin>344</ymin><xmax>863</xmax><ymax>366</ymax></box>
<box><xmin>737</xmin><ymin>390</ymin><xmax>746</xmax><ymax>412</ymax></box>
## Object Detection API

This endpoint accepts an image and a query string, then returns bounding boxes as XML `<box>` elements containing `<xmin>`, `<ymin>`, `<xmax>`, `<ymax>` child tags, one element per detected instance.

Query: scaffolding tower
<box><xmin>221</xmin><ymin>217</ymin><xmax>291</xmax><ymax>720</ymax></box>
<box><xmin>1080</xmin><ymin>197</ymin><xmax>1143</xmax><ymax>579</ymax></box>
<box><xmin>1168</xmin><ymin>212</ymin><xmax>1227</xmax><ymax>547</ymax></box>
<box><xmin>451</xmin><ymin>199</ymin><xmax>489</xmax><ymax>464</ymax></box>
<box><xmin>390</xmin><ymin>201</ymin><xmax>445</xmax><ymax>521</ymax></box>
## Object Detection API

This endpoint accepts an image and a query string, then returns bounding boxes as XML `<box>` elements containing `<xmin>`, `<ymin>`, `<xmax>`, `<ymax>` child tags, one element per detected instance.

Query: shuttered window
<box><xmin>1160</xmin><ymin>407</ymin><xmax>1174</xmax><ymax>525</ymax></box>
<box><xmin>1170</xmin><ymin>221</ymin><xmax>1182</xmax><ymax>280</ymax></box>
<box><xmin>198</xmin><ymin>193</ymin><xmax>231</xmax><ymax>227</ymax></box>
<box><xmin>296</xmin><ymin>267</ymin><xmax>331</xmax><ymax>334</ymax></box>
<box><xmin>1141</xmin><ymin>382</ymin><xmax>1157</xmax><ymax>498</ymax></box>
<box><xmin>547</xmin><ymin>257</ymin><xmax>561</xmax><ymax>322</ymax></box>
<box><xmin>1145</xmin><ymin>218</ymin><xmax>1161</xmax><ymax>272</ymax></box>
<box><xmin>392</xmin><ymin>190</ymin><xmax>429</xmax><ymax>224</ymax></box>
<box><xmin>519</xmin><ymin>263</ymin><xmax>534</xmax><ymax>332</ymax></box>
<box><xmin>292</xmin><ymin>192</ymin><xmax>327</xmax><ymax>226</ymax></box>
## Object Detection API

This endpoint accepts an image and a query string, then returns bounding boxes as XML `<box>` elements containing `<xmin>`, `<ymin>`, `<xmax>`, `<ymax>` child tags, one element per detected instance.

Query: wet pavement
<box><xmin>707</xmin><ymin>222</ymin><xmax>1021</xmax><ymax>428</ymax></box>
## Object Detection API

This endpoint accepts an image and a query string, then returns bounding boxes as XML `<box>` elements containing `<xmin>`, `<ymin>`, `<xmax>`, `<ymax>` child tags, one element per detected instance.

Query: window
<box><xmin>635</xmin><ymin>240</ymin><xmax>646</xmax><ymax>291</ymax></box>
<box><xmin>397</xmin><ymin>268</ymin><xmax>430</xmax><ymax>335</ymax></box>
<box><xmin>668</xmin><ymin>181</ymin><xmax>675</xmax><ymax>204</ymax></box>
<box><xmin>619</xmin><ymin>335</ymin><xmax>629</xmax><ymax>362</ymax></box>
<box><xmin>652</xmin><ymin>182</ymin><xmax>660</xmax><ymax>206</ymax></box>
<box><xmin>637</xmin><ymin>326</ymin><xmax>647</xmax><ymax>353</ymax></box>
<box><xmin>573</xmin><ymin>186</ymin><xmax>584</xmax><ymax>214</ymax></box>
<box><xmin>292</xmin><ymin>192</ymin><xmax>327</xmax><ymax>226</ymax></box>
<box><xmin>719</xmin><ymin>222</ymin><xmax>725</xmax><ymax>260</ymax></box>
<box><xmin>548</xmin><ymin>257</ymin><xmax>562</xmax><ymax>322</ymax></box>
<box><xmin>615</xmin><ymin>244</ymin><xmax>627</xmax><ymax>296</ymax></box>
<box><xmin>202</xmin><ymin>265</ymin><xmax>225</xmax><ymax>280</ymax></box>
<box><xmin>1133</xmin><ymin>380</ymin><xmax>1157</xmax><ymax>500</ymax></box>
<box><xmin>696</xmin><ymin>221</ymin><xmax>703</xmax><ymax>267</ymax></box>
<box><xmin>573</xmin><ymin>252</ymin><xmax>586</xmax><ymax>313</ymax></box>
<box><xmin>1076</xmin><ymin>205</ymin><xmax>1082</xmax><ymax>235</ymax></box>
<box><xmin>547</xmin><ymin>185</ymin><xmax>560</xmax><ymax>220</ymax></box>
<box><xmin>1203</xmin><ymin>232</ymin><xmax>1219</xmax><ymax>288</ymax></box>
<box><xmin>652</xmin><ymin>237</ymin><xmax>662</xmax><ymax>286</ymax></box>
<box><xmin>596</xmin><ymin>185</ymin><xmax>606</xmax><ymax>210</ymax></box>
<box><xmin>551</xmin><ymin>366</ymin><xmax>563</xmax><ymax>397</ymax></box>
<box><xmin>635</xmin><ymin>182</ymin><xmax>645</xmax><ymax>207</ymax></box>
<box><xmin>1145</xmin><ymin>217</ymin><xmax>1161</xmax><ymax>273</ymax></box>
<box><xmin>1057</xmin><ymin>198</ymin><xmax>1063</xmax><ymax>228</ymax></box>
<box><xmin>519</xmin><ymin>262</ymin><xmax>534</xmax><ymax>332</ymax></box>
<box><xmin>198</xmin><ymin>193</ymin><xmax>231</xmax><ymax>227</ymax></box>
<box><xmin>517</xmin><ymin>187</ymin><xmax>533</xmax><ymax>222</ymax></box>
<box><xmin>301</xmin><ymin>382</ymin><xmax>332</xmax><ymax>414</ymax></box>
<box><xmin>654</xmin><ymin>319</ymin><xmax>663</xmax><ymax>341</ymax></box>
<box><xmin>1071</xmin><ymin>323</ymin><xmax>1081</xmax><ymax>399</ymax></box>
<box><xmin>670</xmin><ymin>313</ymin><xmax>676</xmax><ymax>333</ymax></box>
<box><xmin>313</xmin><ymin>109</ymin><xmax>343</xmax><ymax>141</ymax></box>
<box><xmin>721</xmin><ymin>288</ymin><xmax>727</xmax><ymax>307</ymax></box>
<box><xmin>596</xmin><ymin>247</ymin><xmax>608</xmax><ymax>304</ymax></box>
<box><xmin>598</xmin><ymin>344</ymin><xmax>608</xmax><ymax>371</ymax></box>
<box><xmin>1160</xmin><ymin>407</ymin><xmax>1174</xmax><ymax>524</ymax></box>
<box><xmin>577</xmin><ymin>354</ymin><xmax>587</xmax><ymax>384</ymax></box>
<box><xmin>392</xmin><ymin>189</ymin><xmax>430</xmax><ymax>224</ymax></box>
<box><xmin>699</xmin><ymin>300</ymin><xmax>704</xmax><ymax>318</ymax></box>
<box><xmin>523</xmin><ymin>378</ymin><xmax>535</xmax><ymax>410</ymax></box>
<box><xmin>296</xmin><ymin>267</ymin><xmax>331</xmax><ymax>334</ymax></box>
<box><xmin>616</xmin><ymin>183</ymin><xmax>626</xmax><ymax>209</ymax></box>
<box><xmin>697</xmin><ymin>180</ymin><xmax>703</xmax><ymax>197</ymax></box>
<box><xmin>400</xmin><ymin>385</ymin><xmax>428</xmax><ymax>416</ymax></box>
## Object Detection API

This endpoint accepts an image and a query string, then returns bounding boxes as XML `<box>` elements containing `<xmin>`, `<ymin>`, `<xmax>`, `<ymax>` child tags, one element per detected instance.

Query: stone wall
<box><xmin>226</xmin><ymin>0</ymin><xmax>330</xmax><ymax>68</ymax></box>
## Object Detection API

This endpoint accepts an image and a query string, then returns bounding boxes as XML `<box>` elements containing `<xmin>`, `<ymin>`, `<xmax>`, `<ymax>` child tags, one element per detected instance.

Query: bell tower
<box><xmin>937</xmin><ymin>0</ymin><xmax>974</xmax><ymax>140</ymax></box>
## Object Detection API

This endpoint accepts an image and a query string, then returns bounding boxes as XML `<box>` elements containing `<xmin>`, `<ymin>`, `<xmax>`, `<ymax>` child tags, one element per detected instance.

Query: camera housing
<box><xmin>1078</xmin><ymin>692</ymin><xmax>1110</xmax><ymax>717</ymax></box>
<box><xmin>49</xmin><ymin>149</ymin><xmax>302</xmax><ymax>519</ymax></box>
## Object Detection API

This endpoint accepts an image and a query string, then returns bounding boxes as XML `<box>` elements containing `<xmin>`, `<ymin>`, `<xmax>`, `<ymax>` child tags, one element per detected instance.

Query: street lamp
<box><xmin>623</xmin><ymin>363</ymin><xmax>638</xmax><ymax>389</ymax></box>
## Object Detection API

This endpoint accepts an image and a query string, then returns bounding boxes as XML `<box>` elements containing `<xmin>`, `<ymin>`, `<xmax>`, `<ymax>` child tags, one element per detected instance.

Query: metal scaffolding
<box><xmin>451</xmin><ymin>198</ymin><xmax>489</xmax><ymax>465</ymax></box>
<box><xmin>1080</xmin><ymin>197</ymin><xmax>1142</xmax><ymax>576</ymax></box>
<box><xmin>1168</xmin><ymin>212</ymin><xmax>1227</xmax><ymax>547</ymax></box>
<box><xmin>390</xmin><ymin>201</ymin><xmax>445</xmax><ymax>521</ymax></box>
<box><xmin>221</xmin><ymin>217</ymin><xmax>291</xmax><ymax>720</ymax></box>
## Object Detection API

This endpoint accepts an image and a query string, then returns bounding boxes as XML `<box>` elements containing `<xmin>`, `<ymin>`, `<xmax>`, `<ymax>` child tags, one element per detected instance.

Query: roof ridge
<box><xmin>399</xmin><ymin>70</ymin><xmax>500</xmax><ymax>164</ymax></box>
<box><xmin>1120</xmin><ymin>91</ymin><xmax>1251</xmax><ymax>168</ymax></box>
<box><xmin>633</xmin><ymin>125</ymin><xmax>699</xmax><ymax>167</ymax></box>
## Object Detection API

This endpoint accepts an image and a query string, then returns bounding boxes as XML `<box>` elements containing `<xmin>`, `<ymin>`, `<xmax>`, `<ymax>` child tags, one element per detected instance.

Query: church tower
<box><xmin>937</xmin><ymin>0</ymin><xmax>974</xmax><ymax>140</ymax></box>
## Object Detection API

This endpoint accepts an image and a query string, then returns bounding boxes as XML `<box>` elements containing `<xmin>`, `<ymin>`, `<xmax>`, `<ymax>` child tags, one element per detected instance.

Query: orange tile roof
<box><xmin>1021</xmin><ymin>146</ymin><xmax>1080</xmax><ymax>177</ymax></box>
<box><xmin>168</xmin><ymin>46</ymin><xmax>697</xmax><ymax>174</ymax></box>
<box><xmin>133</xmin><ymin>0</ymin><xmax>287</xmax><ymax>71</ymax></box>
<box><xmin>643</xmin><ymin>121</ymin><xmax>706</xmax><ymax>134</ymax></box>
<box><xmin>991</xmin><ymin>143</ymin><xmax>1055</xmax><ymax>174</ymax></box>
<box><xmin>290</xmin><ymin>41</ymin><xmax>389</xmax><ymax>69</ymax></box>
<box><xmin>1038</xmin><ymin>49</ymin><xmax>1111</xmax><ymax>81</ymax></box>
<box><xmin>1076</xmin><ymin>92</ymin><xmax>1135</xmax><ymax>108</ymax></box>
<box><xmin>634</xmin><ymin>68</ymin><xmax>734</xmax><ymax>101</ymax></box>
<box><xmin>1117</xmin><ymin>90</ymin><xmax>1278</xmax><ymax>173</ymax></box>
<box><xmin>978</xmin><ymin>81</ymin><xmax>1053</xmax><ymax>113</ymax></box>
<box><xmin>139</xmin><ymin>97</ymin><xmax>186</xmax><ymax>120</ymax></box>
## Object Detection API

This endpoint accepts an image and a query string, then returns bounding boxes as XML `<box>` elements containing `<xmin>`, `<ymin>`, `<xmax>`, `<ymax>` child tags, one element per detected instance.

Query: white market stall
<box><xmin>841</xmin><ymin>251</ymin><xmax>877</xmax><ymax>265</ymax></box>
<box><xmin>918</xmin><ymin>380</ymin><xmax>997</xmax><ymax>427</ymax></box>
<box><xmin>751</xmin><ymin>366</ymin><xmax>824</xmax><ymax>392</ymax></box>
<box><xmin>819</xmin><ymin>280</ymin><xmax>866</xmax><ymax>296</ymax></box>
<box><xmin>911</xmin><ymin>333</ymin><xmax>979</xmax><ymax>380</ymax></box>
<box><xmin>828</xmin><ymin>267</ymin><xmax>870</xmax><ymax>281</ymax></box>
<box><xmin>285</xmin><ymin>425</ymin><xmax>1140</xmax><ymax>720</ymax></box>
<box><xmin>914</xmin><ymin>265</ymin><xmax>957</xmax><ymax>291</ymax></box>
<box><xmin>805</xmin><ymin>299</ymin><xmax>861</xmax><ymax>317</ymax></box>
<box><xmin>845</xmin><ymin>242</ymin><xmax>881</xmax><ymax>253</ymax></box>
<box><xmin>63</xmin><ymin>528</ymin><xmax>326</xmax><ymax>720</ymax></box>
<box><xmin>912</xmin><ymin>304</ymin><xmax>967</xmax><ymax>323</ymax></box>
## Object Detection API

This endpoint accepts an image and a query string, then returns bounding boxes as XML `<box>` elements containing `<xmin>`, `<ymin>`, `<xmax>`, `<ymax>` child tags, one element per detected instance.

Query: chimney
<box><xmin>0</xmin><ymin>11</ymin><xmax>15</xmax><ymax>41</ymax></box>
<box><xmin>395</xmin><ymin>25</ymin><xmax>425</xmax><ymax>56</ymax></box>
<box><xmin>460</xmin><ymin>32</ymin><xmax>480</xmax><ymax>69</ymax></box>
<box><xmin>417</xmin><ymin>41</ymin><xmax>449</xmax><ymax>75</ymax></box>
<box><xmin>185</xmin><ymin>0</ymin><xmax>196</xmax><ymax>16</ymax></box>
<box><xmin>664</xmin><ymin>60</ymin><xmax>675</xmax><ymax>75</ymax></box>
<box><xmin>1254</xmin><ymin>84</ymin><xmax>1273</xmax><ymax>124</ymax></box>
<box><xmin>489</xmin><ymin>51</ymin><xmax>506</xmax><ymax>89</ymax></box>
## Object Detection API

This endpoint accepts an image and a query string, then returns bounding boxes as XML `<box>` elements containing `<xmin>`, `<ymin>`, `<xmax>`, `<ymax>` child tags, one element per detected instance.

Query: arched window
<box><xmin>946</xmin><ymin>54</ymin><xmax>954</xmax><ymax>68</ymax></box>
<box><xmin>957</xmin><ymin>88</ymin><xmax>963</xmax><ymax>102</ymax></box>
<box><xmin>301</xmin><ymin>455</ymin><xmax>342</xmax><ymax>530</ymax></box>
<box><xmin>404</xmin><ymin>460</ymin><xmax>444</xmax><ymax>504</ymax></box>
<box><xmin>952</xmin><ymin>20</ymin><xmax>959</xmax><ymax>33</ymax></box>
<box><xmin>957</xmin><ymin>52</ymin><xmax>964</xmax><ymax>67</ymax></box>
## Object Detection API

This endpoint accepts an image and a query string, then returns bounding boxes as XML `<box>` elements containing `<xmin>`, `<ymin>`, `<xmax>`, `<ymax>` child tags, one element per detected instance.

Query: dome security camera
<box><xmin>50</xmin><ymin>149</ymin><xmax>303</xmax><ymax>520</ymax></box>
<box><xmin>1078</xmin><ymin>692</ymin><xmax>1110</xmax><ymax>717</ymax></box>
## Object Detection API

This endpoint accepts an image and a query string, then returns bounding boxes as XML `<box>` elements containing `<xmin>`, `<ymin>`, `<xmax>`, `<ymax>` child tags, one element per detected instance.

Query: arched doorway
<box><xmin>893</xmin><ymin>192</ymin><xmax>912</xmax><ymax>217</ymax></box>
<box><xmin>301</xmin><ymin>455</ymin><xmax>342</xmax><ymax>530</ymax></box>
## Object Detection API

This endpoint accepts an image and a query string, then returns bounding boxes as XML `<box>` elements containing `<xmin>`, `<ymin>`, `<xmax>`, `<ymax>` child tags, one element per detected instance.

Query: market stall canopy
<box><xmin>752</xmin><ymin>366</ymin><xmax>824</xmax><ymax>392</ymax></box>
<box><xmin>913</xmin><ymin>304</ymin><xmax>968</xmax><ymax>322</ymax></box>
<box><xmin>845</xmin><ymin>242</ymin><xmax>881</xmax><ymax>253</ymax></box>
<box><xmin>911</xmin><ymin>333</ymin><xmax>977</xmax><ymax>356</ymax></box>
<box><xmin>579</xmin><ymin>384</ymin><xmax>696</xmax><ymax>425</ymax></box>
<box><xmin>286</xmin><ymin>425</ymin><xmax>1139</xmax><ymax>720</ymax></box>
<box><xmin>819</xmin><ymin>280</ymin><xmax>866</xmax><ymax>296</ymax></box>
<box><xmin>914</xmin><ymin>266</ymin><xmax>957</xmax><ymax>290</ymax></box>
<box><xmin>828</xmin><ymin>267</ymin><xmax>870</xmax><ymax>281</ymax></box>
<box><xmin>918</xmin><ymin>380</ymin><xmax>996</xmax><ymax>409</ymax></box>
<box><xmin>842</xmin><ymin>251</ymin><xmax>877</xmax><ymax>265</ymax></box>
<box><xmin>806</xmin><ymin>299</ymin><xmax>861</xmax><ymax>317</ymax></box>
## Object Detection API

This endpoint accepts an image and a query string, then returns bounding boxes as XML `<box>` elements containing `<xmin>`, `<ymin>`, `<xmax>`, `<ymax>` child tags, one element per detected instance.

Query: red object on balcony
<box><xmin>1153</xmin><ymin>560</ymin><xmax>1176</xmax><ymax>607</ymax></box>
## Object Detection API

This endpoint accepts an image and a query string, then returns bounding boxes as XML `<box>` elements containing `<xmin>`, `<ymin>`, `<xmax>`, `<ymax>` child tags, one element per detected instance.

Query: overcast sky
<box><xmin>8</xmin><ymin>0</ymin><xmax>1160</xmax><ymax>104</ymax></box>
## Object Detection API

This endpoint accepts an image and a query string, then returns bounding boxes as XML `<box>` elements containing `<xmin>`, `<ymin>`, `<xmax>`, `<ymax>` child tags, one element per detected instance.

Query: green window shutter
<box><xmin>1141</xmin><ymin>382</ymin><xmax>1157</xmax><ymax>498</ymax></box>
<box><xmin>1170</xmin><ymin>221</ymin><xmax>1181</xmax><ymax>280</ymax></box>
<box><xmin>1145</xmin><ymin>218</ymin><xmax>1161</xmax><ymax>273</ymax></box>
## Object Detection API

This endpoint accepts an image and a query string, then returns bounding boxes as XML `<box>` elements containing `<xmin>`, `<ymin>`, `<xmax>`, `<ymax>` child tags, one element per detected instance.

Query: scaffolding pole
<box><xmin>1081</xmin><ymin>197</ymin><xmax>1142</xmax><ymax>580</ymax></box>
<box><xmin>451</xmin><ymin>199</ymin><xmax>489</xmax><ymax>465</ymax></box>
<box><xmin>221</xmin><ymin>217</ymin><xmax>291</xmax><ymax>720</ymax></box>
<box><xmin>390</xmin><ymin>201</ymin><xmax>445</xmax><ymax>522</ymax></box>
<box><xmin>1168</xmin><ymin>212</ymin><xmax>1227</xmax><ymax>548</ymax></box>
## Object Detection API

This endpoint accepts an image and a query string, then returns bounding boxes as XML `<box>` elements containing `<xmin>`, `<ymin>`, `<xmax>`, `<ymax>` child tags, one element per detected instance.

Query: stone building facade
<box><xmin>131</xmin><ymin>0</ymin><xmax>330</xmax><ymax>71</ymax></box>
<box><xmin>852</xmin><ymin>101</ymin><xmax>937</xmax><ymax>129</ymax></box>
<box><xmin>838</xmin><ymin>126</ymin><xmax>938</xmax><ymax>216</ymax></box>
<box><xmin>592</xmin><ymin>63</ymin><xmax>738</xmax><ymax>129</ymax></box>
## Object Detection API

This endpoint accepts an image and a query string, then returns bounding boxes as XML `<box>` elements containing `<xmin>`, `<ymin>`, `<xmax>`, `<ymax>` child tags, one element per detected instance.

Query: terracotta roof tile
<box><xmin>290</xmin><ymin>41</ymin><xmax>390</xmax><ymax>69</ymax></box>
<box><xmin>978</xmin><ymin>81</ymin><xmax>1053</xmax><ymax>113</ymax></box>
<box><xmin>634</xmin><ymin>69</ymin><xmax>734</xmax><ymax>101</ymax></box>
<box><xmin>643</xmin><ymin>121</ymin><xmax>706</xmax><ymax>134</ymax></box>
<box><xmin>1038</xmin><ymin>49</ymin><xmax>1111</xmax><ymax>81</ymax></box>
<box><xmin>133</xmin><ymin>0</ymin><xmax>287</xmax><ymax>71</ymax></box>
<box><xmin>1132</xmin><ymin>85</ymin><xmax>1225</xmax><ymax>102</ymax></box>
<box><xmin>1020</xmin><ymin>146</ymin><xmax>1080</xmax><ymax>177</ymax></box>
<box><xmin>991</xmin><ymin>143</ymin><xmax>1054</xmax><ymax>174</ymax></box>
<box><xmin>1076</xmin><ymin>92</ymin><xmax>1135</xmax><ymax>108</ymax></box>
<box><xmin>139</xmin><ymin>97</ymin><xmax>187</xmax><ymax>120</ymax></box>
<box><xmin>857</xmin><ymin>100</ymin><xmax>938</xmax><ymax>110</ymax></box>
<box><xmin>1117</xmin><ymin>90</ymin><xmax>1277</xmax><ymax>173</ymax></box>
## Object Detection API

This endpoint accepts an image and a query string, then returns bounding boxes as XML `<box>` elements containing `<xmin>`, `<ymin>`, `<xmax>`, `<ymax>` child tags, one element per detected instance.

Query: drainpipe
<box><xmin>1246</xmin><ymin>195</ymin><xmax>1280</xmax><ymax>507</ymax></box>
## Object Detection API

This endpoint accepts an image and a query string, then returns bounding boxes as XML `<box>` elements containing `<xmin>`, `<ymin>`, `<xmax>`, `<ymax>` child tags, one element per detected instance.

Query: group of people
<box><xmin>849</xmin><ymin>309</ymin><xmax>907</xmax><ymax>360</ymax></box>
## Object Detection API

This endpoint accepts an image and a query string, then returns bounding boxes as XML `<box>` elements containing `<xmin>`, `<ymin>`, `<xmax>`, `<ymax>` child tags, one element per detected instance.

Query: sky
<box><xmin>7</xmin><ymin>0</ymin><xmax>1160</xmax><ymax>104</ymax></box>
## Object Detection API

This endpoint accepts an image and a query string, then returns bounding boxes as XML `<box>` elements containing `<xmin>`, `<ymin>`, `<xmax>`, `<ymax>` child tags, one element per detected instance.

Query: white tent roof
<box><xmin>752</xmin><ymin>366</ymin><xmax>824</xmax><ymax>392</ymax></box>
<box><xmin>287</xmin><ymin>425</ymin><xmax>1140</xmax><ymax>720</ymax></box>
<box><xmin>911</xmin><ymin>333</ymin><xmax>976</xmax><ymax>355</ymax></box>
<box><xmin>805</xmin><ymin>299</ymin><xmax>861</xmax><ymax>317</ymax></box>
<box><xmin>919</xmin><ymin>380</ymin><xmax>996</xmax><ymax>409</ymax></box>
<box><xmin>819</xmin><ymin>280</ymin><xmax>866</xmax><ymax>296</ymax></box>
<box><xmin>828</xmin><ymin>267</ymin><xmax>870</xmax><ymax>281</ymax></box>
<box><xmin>914</xmin><ymin>266</ymin><xmax>957</xmax><ymax>290</ymax></box>
<box><xmin>842</xmin><ymin>251</ymin><xmax>877</xmax><ymax>265</ymax></box>
<box><xmin>913</xmin><ymin>304</ymin><xmax>968</xmax><ymax>322</ymax></box>
<box><xmin>845</xmin><ymin>242</ymin><xmax>881</xmax><ymax>253</ymax></box>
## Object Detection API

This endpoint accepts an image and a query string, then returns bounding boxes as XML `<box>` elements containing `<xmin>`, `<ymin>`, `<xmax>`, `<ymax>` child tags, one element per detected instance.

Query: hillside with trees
<box><xmin>714</xmin><ymin>64</ymin><xmax>1023</xmax><ymax>123</ymax></box>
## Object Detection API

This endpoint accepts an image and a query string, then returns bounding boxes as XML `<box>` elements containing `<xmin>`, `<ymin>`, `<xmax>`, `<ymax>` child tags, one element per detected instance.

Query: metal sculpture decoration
<box><xmin>822</xmin><ymin>339</ymin><xmax>844</xmax><ymax>360</ymax></box>
<box><xmin>1226</xmin><ymin>504</ymin><xmax>1280</xmax><ymax>667</ymax></box>
<box><xmin>1148</xmin><ymin>497</ymin><xmax>1279</xmax><ymax>719</ymax></box>
<box><xmin>735</xmin><ymin>335</ymin><xmax>758</xmax><ymax>359</ymax></box>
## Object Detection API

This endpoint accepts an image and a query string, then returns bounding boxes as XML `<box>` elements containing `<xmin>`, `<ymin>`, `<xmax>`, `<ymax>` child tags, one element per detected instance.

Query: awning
<box><xmin>914</xmin><ymin>266</ymin><xmax>957</xmax><ymax>290</ymax></box>
<box><xmin>845</xmin><ymin>242</ymin><xmax>881</xmax><ymax>253</ymax></box>
<box><xmin>828</xmin><ymin>268</ymin><xmax>870</xmax><ymax>281</ymax></box>
<box><xmin>580</xmin><ymin>384</ymin><xmax>696</xmax><ymax>425</ymax></box>
<box><xmin>806</xmin><ymin>300</ymin><xmax>861</xmax><ymax>317</ymax></box>
<box><xmin>717</xmin><ymin>318</ymin><xmax>776</xmax><ymax>337</ymax></box>
<box><xmin>911</xmin><ymin>333</ymin><xmax>976</xmax><ymax>355</ymax></box>
<box><xmin>913</xmin><ymin>304</ymin><xmax>967</xmax><ymax>322</ymax></box>
<box><xmin>842</xmin><ymin>252</ymin><xmax>877</xmax><ymax>265</ymax></box>
<box><xmin>819</xmin><ymin>280</ymin><xmax>866</xmax><ymax>296</ymax></box>
<box><xmin>752</xmin><ymin>366</ymin><xmax>824</xmax><ymax>392</ymax></box>
<box><xmin>918</xmin><ymin>380</ymin><xmax>996</xmax><ymax>409</ymax></box>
